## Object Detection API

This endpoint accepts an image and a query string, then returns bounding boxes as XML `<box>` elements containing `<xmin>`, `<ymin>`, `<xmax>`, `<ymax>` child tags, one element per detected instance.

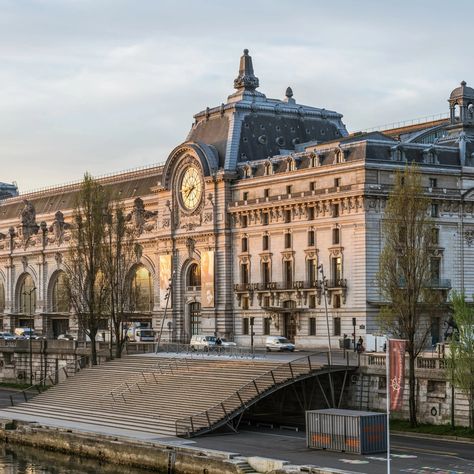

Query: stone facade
<box><xmin>0</xmin><ymin>50</ymin><xmax>474</xmax><ymax>348</ymax></box>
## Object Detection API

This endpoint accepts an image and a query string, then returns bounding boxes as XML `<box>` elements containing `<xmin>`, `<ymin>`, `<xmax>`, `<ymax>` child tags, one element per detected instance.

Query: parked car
<box><xmin>14</xmin><ymin>328</ymin><xmax>41</xmax><ymax>340</ymax></box>
<box><xmin>57</xmin><ymin>334</ymin><xmax>75</xmax><ymax>341</ymax></box>
<box><xmin>190</xmin><ymin>335</ymin><xmax>216</xmax><ymax>350</ymax></box>
<box><xmin>0</xmin><ymin>332</ymin><xmax>15</xmax><ymax>341</ymax></box>
<box><xmin>219</xmin><ymin>338</ymin><xmax>237</xmax><ymax>348</ymax></box>
<box><xmin>265</xmin><ymin>336</ymin><xmax>295</xmax><ymax>352</ymax></box>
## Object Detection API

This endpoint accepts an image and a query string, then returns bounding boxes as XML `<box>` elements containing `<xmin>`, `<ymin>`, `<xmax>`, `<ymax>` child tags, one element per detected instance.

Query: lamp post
<box><xmin>318</xmin><ymin>264</ymin><xmax>335</xmax><ymax>407</ymax></box>
<box><xmin>156</xmin><ymin>277</ymin><xmax>173</xmax><ymax>352</ymax></box>
<box><xmin>23</xmin><ymin>286</ymin><xmax>36</xmax><ymax>386</ymax></box>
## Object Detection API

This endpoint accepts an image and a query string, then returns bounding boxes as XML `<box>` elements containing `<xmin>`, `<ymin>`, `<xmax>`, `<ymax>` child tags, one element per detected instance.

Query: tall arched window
<box><xmin>19</xmin><ymin>274</ymin><xmax>36</xmax><ymax>314</ymax></box>
<box><xmin>187</xmin><ymin>263</ymin><xmax>201</xmax><ymax>287</ymax></box>
<box><xmin>52</xmin><ymin>272</ymin><xmax>70</xmax><ymax>312</ymax></box>
<box><xmin>130</xmin><ymin>266</ymin><xmax>153</xmax><ymax>312</ymax></box>
<box><xmin>0</xmin><ymin>281</ymin><xmax>5</xmax><ymax>313</ymax></box>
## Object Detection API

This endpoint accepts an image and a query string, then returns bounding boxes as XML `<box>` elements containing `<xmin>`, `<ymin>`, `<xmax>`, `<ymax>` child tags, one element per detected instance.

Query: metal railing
<box><xmin>103</xmin><ymin>357</ymin><xmax>192</xmax><ymax>405</ymax></box>
<box><xmin>8</xmin><ymin>355</ymin><xmax>90</xmax><ymax>406</ymax></box>
<box><xmin>175</xmin><ymin>350</ymin><xmax>356</xmax><ymax>438</ymax></box>
<box><xmin>155</xmin><ymin>342</ymin><xmax>266</xmax><ymax>359</ymax></box>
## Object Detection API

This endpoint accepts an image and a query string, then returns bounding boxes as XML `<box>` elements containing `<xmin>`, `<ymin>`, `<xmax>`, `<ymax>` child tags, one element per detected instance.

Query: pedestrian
<box><xmin>356</xmin><ymin>336</ymin><xmax>364</xmax><ymax>353</ymax></box>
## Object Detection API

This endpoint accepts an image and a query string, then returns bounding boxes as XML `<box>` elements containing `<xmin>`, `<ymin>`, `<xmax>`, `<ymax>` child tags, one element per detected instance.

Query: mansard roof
<box><xmin>0</xmin><ymin>165</ymin><xmax>162</xmax><ymax>222</ymax></box>
<box><xmin>186</xmin><ymin>49</ymin><xmax>348</xmax><ymax>171</ymax></box>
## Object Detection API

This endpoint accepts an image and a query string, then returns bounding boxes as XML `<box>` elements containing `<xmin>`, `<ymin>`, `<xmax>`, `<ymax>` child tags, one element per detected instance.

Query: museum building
<box><xmin>0</xmin><ymin>50</ymin><xmax>473</xmax><ymax>348</ymax></box>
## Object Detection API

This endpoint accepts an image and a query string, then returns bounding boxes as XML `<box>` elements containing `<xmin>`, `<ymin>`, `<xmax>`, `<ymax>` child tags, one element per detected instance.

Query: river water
<box><xmin>0</xmin><ymin>443</ymin><xmax>160</xmax><ymax>473</ymax></box>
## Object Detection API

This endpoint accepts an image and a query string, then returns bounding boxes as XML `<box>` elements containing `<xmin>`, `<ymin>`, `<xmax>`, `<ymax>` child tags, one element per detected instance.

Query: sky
<box><xmin>1</xmin><ymin>0</ymin><xmax>473</xmax><ymax>192</ymax></box>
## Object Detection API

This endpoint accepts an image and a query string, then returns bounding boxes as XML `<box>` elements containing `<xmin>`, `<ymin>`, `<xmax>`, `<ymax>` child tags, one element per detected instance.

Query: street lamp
<box><xmin>22</xmin><ymin>286</ymin><xmax>36</xmax><ymax>386</ymax></box>
<box><xmin>156</xmin><ymin>276</ymin><xmax>173</xmax><ymax>352</ymax></box>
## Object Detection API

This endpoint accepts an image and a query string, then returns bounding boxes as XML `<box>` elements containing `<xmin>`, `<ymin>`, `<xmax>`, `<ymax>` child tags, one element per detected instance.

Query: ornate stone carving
<box><xmin>126</xmin><ymin>197</ymin><xmax>158</xmax><ymax>235</ymax></box>
<box><xmin>465</xmin><ymin>230</ymin><xmax>474</xmax><ymax>247</ymax></box>
<box><xmin>55</xmin><ymin>252</ymin><xmax>63</xmax><ymax>267</ymax></box>
<box><xmin>18</xmin><ymin>200</ymin><xmax>39</xmax><ymax>243</ymax></box>
<box><xmin>48</xmin><ymin>211</ymin><xmax>70</xmax><ymax>245</ymax></box>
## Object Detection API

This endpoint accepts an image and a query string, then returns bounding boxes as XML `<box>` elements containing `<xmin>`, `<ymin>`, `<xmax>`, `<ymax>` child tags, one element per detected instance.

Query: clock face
<box><xmin>180</xmin><ymin>166</ymin><xmax>202</xmax><ymax>210</ymax></box>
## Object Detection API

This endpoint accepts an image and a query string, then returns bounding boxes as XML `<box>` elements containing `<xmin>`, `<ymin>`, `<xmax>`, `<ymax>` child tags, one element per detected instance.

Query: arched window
<box><xmin>52</xmin><ymin>272</ymin><xmax>70</xmax><ymax>313</ymax></box>
<box><xmin>19</xmin><ymin>274</ymin><xmax>36</xmax><ymax>314</ymax></box>
<box><xmin>0</xmin><ymin>281</ymin><xmax>5</xmax><ymax>313</ymax></box>
<box><xmin>187</xmin><ymin>263</ymin><xmax>201</xmax><ymax>287</ymax></box>
<box><xmin>130</xmin><ymin>266</ymin><xmax>153</xmax><ymax>312</ymax></box>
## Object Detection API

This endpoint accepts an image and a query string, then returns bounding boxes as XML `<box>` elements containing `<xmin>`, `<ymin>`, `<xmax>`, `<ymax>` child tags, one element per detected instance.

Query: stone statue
<box><xmin>126</xmin><ymin>197</ymin><xmax>157</xmax><ymax>235</ymax></box>
<box><xmin>20</xmin><ymin>200</ymin><xmax>36</xmax><ymax>227</ymax></box>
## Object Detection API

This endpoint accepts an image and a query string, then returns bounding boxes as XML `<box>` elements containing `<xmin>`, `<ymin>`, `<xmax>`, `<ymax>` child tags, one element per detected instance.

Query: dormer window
<box><xmin>423</xmin><ymin>147</ymin><xmax>438</xmax><ymax>165</ymax></box>
<box><xmin>391</xmin><ymin>145</ymin><xmax>404</xmax><ymax>162</ymax></box>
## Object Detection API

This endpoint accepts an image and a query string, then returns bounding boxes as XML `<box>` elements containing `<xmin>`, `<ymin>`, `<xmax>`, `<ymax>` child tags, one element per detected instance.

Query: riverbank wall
<box><xmin>0</xmin><ymin>421</ymin><xmax>255</xmax><ymax>473</ymax></box>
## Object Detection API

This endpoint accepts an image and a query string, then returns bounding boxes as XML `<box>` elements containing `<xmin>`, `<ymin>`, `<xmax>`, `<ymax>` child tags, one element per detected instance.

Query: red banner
<box><xmin>389</xmin><ymin>339</ymin><xmax>406</xmax><ymax>411</ymax></box>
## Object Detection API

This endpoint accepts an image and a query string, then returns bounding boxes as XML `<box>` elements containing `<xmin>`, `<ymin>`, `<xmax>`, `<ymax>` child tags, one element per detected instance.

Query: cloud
<box><xmin>0</xmin><ymin>0</ymin><xmax>473</xmax><ymax>190</ymax></box>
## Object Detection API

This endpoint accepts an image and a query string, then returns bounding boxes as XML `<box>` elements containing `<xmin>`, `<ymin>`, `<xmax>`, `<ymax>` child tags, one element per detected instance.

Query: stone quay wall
<box><xmin>347</xmin><ymin>353</ymin><xmax>470</xmax><ymax>427</ymax></box>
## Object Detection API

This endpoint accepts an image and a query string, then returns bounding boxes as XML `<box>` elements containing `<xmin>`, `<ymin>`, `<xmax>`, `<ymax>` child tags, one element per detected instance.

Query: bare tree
<box><xmin>65</xmin><ymin>173</ymin><xmax>110</xmax><ymax>365</ymax></box>
<box><xmin>102</xmin><ymin>202</ymin><xmax>138</xmax><ymax>358</ymax></box>
<box><xmin>377</xmin><ymin>164</ymin><xmax>443</xmax><ymax>426</ymax></box>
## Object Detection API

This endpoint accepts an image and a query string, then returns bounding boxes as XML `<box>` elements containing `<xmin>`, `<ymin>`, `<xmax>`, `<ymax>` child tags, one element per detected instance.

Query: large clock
<box><xmin>179</xmin><ymin>166</ymin><xmax>203</xmax><ymax>211</ymax></box>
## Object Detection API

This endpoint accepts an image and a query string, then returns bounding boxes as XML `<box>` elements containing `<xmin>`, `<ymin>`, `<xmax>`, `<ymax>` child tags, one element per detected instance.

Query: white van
<box><xmin>127</xmin><ymin>327</ymin><xmax>156</xmax><ymax>342</ymax></box>
<box><xmin>190</xmin><ymin>335</ymin><xmax>216</xmax><ymax>351</ymax></box>
<box><xmin>265</xmin><ymin>336</ymin><xmax>295</xmax><ymax>352</ymax></box>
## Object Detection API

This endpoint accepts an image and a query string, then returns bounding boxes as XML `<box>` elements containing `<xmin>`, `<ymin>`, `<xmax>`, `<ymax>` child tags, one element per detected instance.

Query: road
<box><xmin>193</xmin><ymin>427</ymin><xmax>474</xmax><ymax>474</ymax></box>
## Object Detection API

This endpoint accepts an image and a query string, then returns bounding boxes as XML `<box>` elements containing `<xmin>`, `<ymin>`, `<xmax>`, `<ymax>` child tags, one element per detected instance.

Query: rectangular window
<box><xmin>286</xmin><ymin>185</ymin><xmax>293</xmax><ymax>195</ymax></box>
<box><xmin>262</xmin><ymin>212</ymin><xmax>269</xmax><ymax>226</ymax></box>
<box><xmin>431</xmin><ymin>203</ymin><xmax>439</xmax><ymax>218</ymax></box>
<box><xmin>284</xmin><ymin>232</ymin><xmax>292</xmax><ymax>248</ymax></box>
<box><xmin>429</xmin><ymin>178</ymin><xmax>437</xmax><ymax>188</ymax></box>
<box><xmin>431</xmin><ymin>228</ymin><xmax>439</xmax><ymax>245</ymax></box>
<box><xmin>332</xmin><ymin>256</ymin><xmax>342</xmax><ymax>282</ymax></box>
<box><xmin>262</xmin><ymin>234</ymin><xmax>269</xmax><ymax>250</ymax></box>
<box><xmin>308</xmin><ymin>206</ymin><xmax>315</xmax><ymax>221</ymax></box>
<box><xmin>430</xmin><ymin>258</ymin><xmax>441</xmax><ymax>282</ymax></box>
<box><xmin>241</xmin><ymin>263</ymin><xmax>249</xmax><ymax>284</ymax></box>
<box><xmin>334</xmin><ymin>177</ymin><xmax>341</xmax><ymax>187</ymax></box>
<box><xmin>243</xmin><ymin>317</ymin><xmax>249</xmax><ymax>335</ymax></box>
<box><xmin>309</xmin><ymin>295</ymin><xmax>316</xmax><ymax>309</ymax></box>
<box><xmin>262</xmin><ymin>261</ymin><xmax>270</xmax><ymax>284</ymax></box>
<box><xmin>242</xmin><ymin>297</ymin><xmax>249</xmax><ymax>311</ymax></box>
<box><xmin>241</xmin><ymin>237</ymin><xmax>248</xmax><ymax>252</ymax></box>
<box><xmin>310</xmin><ymin>181</ymin><xmax>316</xmax><ymax>191</ymax></box>
<box><xmin>263</xmin><ymin>296</ymin><xmax>270</xmax><ymax>307</ymax></box>
<box><xmin>243</xmin><ymin>191</ymin><xmax>249</xmax><ymax>201</ymax></box>
<box><xmin>264</xmin><ymin>188</ymin><xmax>270</xmax><ymax>198</ymax></box>
<box><xmin>333</xmin><ymin>317</ymin><xmax>341</xmax><ymax>336</ymax></box>
<box><xmin>332</xmin><ymin>227</ymin><xmax>340</xmax><ymax>245</ymax></box>
<box><xmin>284</xmin><ymin>209</ymin><xmax>292</xmax><ymax>223</ymax></box>
<box><xmin>333</xmin><ymin>203</ymin><xmax>339</xmax><ymax>217</ymax></box>
<box><xmin>333</xmin><ymin>294</ymin><xmax>341</xmax><ymax>309</ymax></box>
<box><xmin>284</xmin><ymin>260</ymin><xmax>293</xmax><ymax>286</ymax></box>
<box><xmin>307</xmin><ymin>259</ymin><xmax>317</xmax><ymax>285</ymax></box>
<box><xmin>241</xmin><ymin>215</ymin><xmax>248</xmax><ymax>228</ymax></box>
<box><xmin>309</xmin><ymin>317</ymin><xmax>316</xmax><ymax>336</ymax></box>
<box><xmin>308</xmin><ymin>230</ymin><xmax>315</xmax><ymax>246</ymax></box>
<box><xmin>263</xmin><ymin>317</ymin><xmax>271</xmax><ymax>335</ymax></box>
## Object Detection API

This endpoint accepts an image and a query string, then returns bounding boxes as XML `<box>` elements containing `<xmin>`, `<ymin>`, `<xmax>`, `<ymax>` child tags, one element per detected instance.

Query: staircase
<box><xmin>2</xmin><ymin>352</ymin><xmax>355</xmax><ymax>438</ymax></box>
<box><xmin>1</xmin><ymin>355</ymin><xmax>282</xmax><ymax>437</ymax></box>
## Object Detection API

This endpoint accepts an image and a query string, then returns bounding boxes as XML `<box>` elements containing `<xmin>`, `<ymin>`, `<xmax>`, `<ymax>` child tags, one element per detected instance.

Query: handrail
<box><xmin>175</xmin><ymin>350</ymin><xmax>355</xmax><ymax>437</ymax></box>
<box><xmin>9</xmin><ymin>355</ymin><xmax>91</xmax><ymax>407</ymax></box>
<box><xmin>105</xmin><ymin>356</ymin><xmax>192</xmax><ymax>405</ymax></box>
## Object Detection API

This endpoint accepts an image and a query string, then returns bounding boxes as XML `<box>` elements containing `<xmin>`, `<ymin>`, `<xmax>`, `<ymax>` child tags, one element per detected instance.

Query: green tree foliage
<box><xmin>446</xmin><ymin>290</ymin><xmax>474</xmax><ymax>428</ymax></box>
<box><xmin>378</xmin><ymin>164</ymin><xmax>442</xmax><ymax>426</ymax></box>
<box><xmin>65</xmin><ymin>173</ymin><xmax>110</xmax><ymax>365</ymax></box>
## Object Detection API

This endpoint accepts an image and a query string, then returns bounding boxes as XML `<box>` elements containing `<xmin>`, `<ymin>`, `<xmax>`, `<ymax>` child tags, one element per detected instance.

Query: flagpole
<box><xmin>386</xmin><ymin>338</ymin><xmax>391</xmax><ymax>474</ymax></box>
